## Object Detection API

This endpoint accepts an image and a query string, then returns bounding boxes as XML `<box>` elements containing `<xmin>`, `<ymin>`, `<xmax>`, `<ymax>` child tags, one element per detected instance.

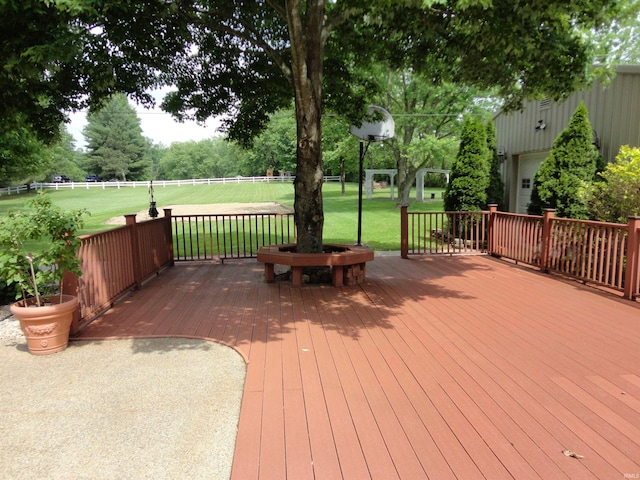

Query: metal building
<box><xmin>493</xmin><ymin>65</ymin><xmax>640</xmax><ymax>213</ymax></box>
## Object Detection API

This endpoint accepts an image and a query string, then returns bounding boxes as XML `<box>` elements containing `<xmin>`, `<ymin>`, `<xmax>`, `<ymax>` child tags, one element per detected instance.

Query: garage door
<box><xmin>516</xmin><ymin>151</ymin><xmax>549</xmax><ymax>214</ymax></box>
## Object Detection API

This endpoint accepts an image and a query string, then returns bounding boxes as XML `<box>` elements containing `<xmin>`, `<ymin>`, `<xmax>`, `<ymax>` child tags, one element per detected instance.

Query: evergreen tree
<box><xmin>444</xmin><ymin>116</ymin><xmax>490</xmax><ymax>212</ymax></box>
<box><xmin>528</xmin><ymin>102</ymin><xmax>599</xmax><ymax>218</ymax></box>
<box><xmin>485</xmin><ymin>118</ymin><xmax>505</xmax><ymax>209</ymax></box>
<box><xmin>83</xmin><ymin>94</ymin><xmax>149</xmax><ymax>181</ymax></box>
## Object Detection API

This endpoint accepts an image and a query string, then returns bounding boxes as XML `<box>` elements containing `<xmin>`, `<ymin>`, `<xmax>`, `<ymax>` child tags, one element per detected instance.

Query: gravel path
<box><xmin>1</xmin><ymin>337</ymin><xmax>246</xmax><ymax>479</ymax></box>
<box><xmin>1</xmin><ymin>297</ymin><xmax>246</xmax><ymax>480</ymax></box>
<box><xmin>0</xmin><ymin>305</ymin><xmax>23</xmax><ymax>345</ymax></box>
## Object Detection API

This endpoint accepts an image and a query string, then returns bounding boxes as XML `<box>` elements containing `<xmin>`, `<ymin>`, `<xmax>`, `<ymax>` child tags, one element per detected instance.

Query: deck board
<box><xmin>77</xmin><ymin>255</ymin><xmax>640</xmax><ymax>479</ymax></box>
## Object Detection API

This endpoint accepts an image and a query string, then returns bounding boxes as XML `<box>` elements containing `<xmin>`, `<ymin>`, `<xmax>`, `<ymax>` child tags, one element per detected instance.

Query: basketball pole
<box><xmin>349</xmin><ymin>105</ymin><xmax>394</xmax><ymax>247</ymax></box>
<box><xmin>357</xmin><ymin>139</ymin><xmax>371</xmax><ymax>246</ymax></box>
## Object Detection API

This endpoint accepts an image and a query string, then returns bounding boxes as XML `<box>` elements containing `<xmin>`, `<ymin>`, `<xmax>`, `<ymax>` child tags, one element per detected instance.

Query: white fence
<box><xmin>0</xmin><ymin>185</ymin><xmax>32</xmax><ymax>196</ymax></box>
<box><xmin>1</xmin><ymin>175</ymin><xmax>342</xmax><ymax>196</ymax></box>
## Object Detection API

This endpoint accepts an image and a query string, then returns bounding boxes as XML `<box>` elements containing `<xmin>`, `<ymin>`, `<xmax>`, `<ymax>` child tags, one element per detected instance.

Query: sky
<box><xmin>67</xmin><ymin>88</ymin><xmax>223</xmax><ymax>149</ymax></box>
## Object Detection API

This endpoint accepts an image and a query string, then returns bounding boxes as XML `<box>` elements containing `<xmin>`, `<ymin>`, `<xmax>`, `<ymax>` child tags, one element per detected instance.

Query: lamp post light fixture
<box><xmin>148</xmin><ymin>181</ymin><xmax>159</xmax><ymax>219</ymax></box>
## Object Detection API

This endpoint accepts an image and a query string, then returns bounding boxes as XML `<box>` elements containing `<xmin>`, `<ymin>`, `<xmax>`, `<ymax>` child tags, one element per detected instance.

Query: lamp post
<box><xmin>148</xmin><ymin>181</ymin><xmax>159</xmax><ymax>218</ymax></box>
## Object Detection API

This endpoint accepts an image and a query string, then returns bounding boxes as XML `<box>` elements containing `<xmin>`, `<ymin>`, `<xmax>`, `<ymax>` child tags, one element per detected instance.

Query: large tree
<box><xmin>368</xmin><ymin>70</ymin><xmax>493</xmax><ymax>207</ymax></box>
<box><xmin>83</xmin><ymin>94</ymin><xmax>149</xmax><ymax>181</ymax></box>
<box><xmin>0</xmin><ymin>121</ymin><xmax>48</xmax><ymax>186</ymax></box>
<box><xmin>38</xmin><ymin>126</ymin><xmax>85</xmax><ymax>183</ymax></box>
<box><xmin>1</xmin><ymin>0</ymin><xmax>623</xmax><ymax>252</ymax></box>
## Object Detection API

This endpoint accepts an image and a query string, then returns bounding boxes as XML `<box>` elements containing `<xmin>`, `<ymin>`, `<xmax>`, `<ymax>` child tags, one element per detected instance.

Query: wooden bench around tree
<box><xmin>257</xmin><ymin>244</ymin><xmax>375</xmax><ymax>287</ymax></box>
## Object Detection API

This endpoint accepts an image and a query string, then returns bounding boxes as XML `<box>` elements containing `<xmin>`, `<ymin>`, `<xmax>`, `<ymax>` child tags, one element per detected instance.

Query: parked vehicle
<box><xmin>52</xmin><ymin>175</ymin><xmax>71</xmax><ymax>183</ymax></box>
<box><xmin>85</xmin><ymin>175</ymin><xmax>101</xmax><ymax>182</ymax></box>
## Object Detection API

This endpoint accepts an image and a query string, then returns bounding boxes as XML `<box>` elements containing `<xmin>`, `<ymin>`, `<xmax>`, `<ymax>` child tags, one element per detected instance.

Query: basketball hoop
<box><xmin>349</xmin><ymin>106</ymin><xmax>395</xmax><ymax>245</ymax></box>
<box><xmin>349</xmin><ymin>106</ymin><xmax>395</xmax><ymax>142</ymax></box>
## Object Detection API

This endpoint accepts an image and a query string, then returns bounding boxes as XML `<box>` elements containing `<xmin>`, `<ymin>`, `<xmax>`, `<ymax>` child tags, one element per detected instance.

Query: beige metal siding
<box><xmin>495</xmin><ymin>67</ymin><xmax>640</xmax><ymax>163</ymax></box>
<box><xmin>495</xmin><ymin>66</ymin><xmax>640</xmax><ymax>212</ymax></box>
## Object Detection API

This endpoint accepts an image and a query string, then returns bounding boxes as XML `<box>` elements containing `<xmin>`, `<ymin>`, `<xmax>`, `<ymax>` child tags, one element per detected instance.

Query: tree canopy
<box><xmin>367</xmin><ymin>69</ymin><xmax>493</xmax><ymax>207</ymax></box>
<box><xmin>0</xmin><ymin>120</ymin><xmax>48</xmax><ymax>186</ymax></box>
<box><xmin>0</xmin><ymin>0</ymin><xmax>624</xmax><ymax>250</ymax></box>
<box><xmin>157</xmin><ymin>138</ymin><xmax>242</xmax><ymax>180</ymax></box>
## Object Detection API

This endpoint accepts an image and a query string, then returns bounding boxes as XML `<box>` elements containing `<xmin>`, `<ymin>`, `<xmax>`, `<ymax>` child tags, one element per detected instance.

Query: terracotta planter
<box><xmin>10</xmin><ymin>295</ymin><xmax>78</xmax><ymax>355</ymax></box>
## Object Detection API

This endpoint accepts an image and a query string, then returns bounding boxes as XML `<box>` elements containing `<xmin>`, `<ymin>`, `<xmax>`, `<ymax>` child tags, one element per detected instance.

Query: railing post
<box><xmin>487</xmin><ymin>204</ymin><xmax>497</xmax><ymax>255</ymax></box>
<box><xmin>400</xmin><ymin>205</ymin><xmax>409</xmax><ymax>259</ymax></box>
<box><xmin>624</xmin><ymin>216</ymin><xmax>640</xmax><ymax>300</ymax></box>
<box><xmin>125</xmin><ymin>214</ymin><xmax>143</xmax><ymax>289</ymax></box>
<box><xmin>164</xmin><ymin>208</ymin><xmax>175</xmax><ymax>266</ymax></box>
<box><xmin>540</xmin><ymin>209</ymin><xmax>555</xmax><ymax>272</ymax></box>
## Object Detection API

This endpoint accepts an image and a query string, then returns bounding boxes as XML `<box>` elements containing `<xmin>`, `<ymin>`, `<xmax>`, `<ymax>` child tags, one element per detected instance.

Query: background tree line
<box><xmin>5</xmin><ymin>90</ymin><xmax>638</xmax><ymax>225</ymax></box>
<box><xmin>6</xmin><ymin>81</ymin><xmax>488</xmax><ymax>188</ymax></box>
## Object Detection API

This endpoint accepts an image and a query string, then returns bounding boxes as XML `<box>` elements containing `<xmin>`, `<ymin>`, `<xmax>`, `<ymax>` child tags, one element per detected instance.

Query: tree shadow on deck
<box><xmin>77</xmin><ymin>255</ymin><xmax>493</xmax><ymax>349</ymax></box>
<box><xmin>307</xmin><ymin>255</ymin><xmax>483</xmax><ymax>340</ymax></box>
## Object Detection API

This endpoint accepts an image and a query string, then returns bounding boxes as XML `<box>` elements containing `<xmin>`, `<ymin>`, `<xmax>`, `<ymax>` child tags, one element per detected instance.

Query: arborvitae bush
<box><xmin>444</xmin><ymin>116</ymin><xmax>490</xmax><ymax>212</ymax></box>
<box><xmin>485</xmin><ymin>118</ymin><xmax>505</xmax><ymax>209</ymax></box>
<box><xmin>528</xmin><ymin>102</ymin><xmax>599</xmax><ymax>218</ymax></box>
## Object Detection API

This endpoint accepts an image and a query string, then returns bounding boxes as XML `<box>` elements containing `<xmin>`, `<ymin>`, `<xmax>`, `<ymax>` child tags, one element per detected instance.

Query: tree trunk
<box><xmin>287</xmin><ymin>0</ymin><xmax>326</xmax><ymax>253</ymax></box>
<box><xmin>293</xmin><ymin>103</ymin><xmax>324</xmax><ymax>253</ymax></box>
<box><xmin>395</xmin><ymin>147</ymin><xmax>414</xmax><ymax>207</ymax></box>
<box><xmin>394</xmin><ymin>125</ymin><xmax>420</xmax><ymax>207</ymax></box>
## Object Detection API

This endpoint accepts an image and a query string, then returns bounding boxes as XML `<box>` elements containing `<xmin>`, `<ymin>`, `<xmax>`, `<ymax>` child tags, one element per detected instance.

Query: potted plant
<box><xmin>0</xmin><ymin>192</ymin><xmax>86</xmax><ymax>355</ymax></box>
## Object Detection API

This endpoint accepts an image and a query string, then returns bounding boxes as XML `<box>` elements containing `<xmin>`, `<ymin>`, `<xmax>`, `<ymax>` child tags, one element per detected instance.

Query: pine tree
<box><xmin>528</xmin><ymin>102</ymin><xmax>599</xmax><ymax>218</ymax></box>
<box><xmin>83</xmin><ymin>94</ymin><xmax>149</xmax><ymax>181</ymax></box>
<box><xmin>485</xmin><ymin>118</ymin><xmax>505</xmax><ymax>209</ymax></box>
<box><xmin>444</xmin><ymin>116</ymin><xmax>490</xmax><ymax>212</ymax></box>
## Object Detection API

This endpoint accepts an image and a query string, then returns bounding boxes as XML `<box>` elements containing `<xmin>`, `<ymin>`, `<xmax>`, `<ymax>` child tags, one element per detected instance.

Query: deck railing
<box><xmin>401</xmin><ymin>205</ymin><xmax>640</xmax><ymax>300</ymax></box>
<box><xmin>64</xmin><ymin>205</ymin><xmax>638</xmax><ymax>328</ymax></box>
<box><xmin>400</xmin><ymin>209</ymin><xmax>490</xmax><ymax>255</ymax></box>
<box><xmin>491</xmin><ymin>212</ymin><xmax>544</xmax><ymax>265</ymax></box>
<box><xmin>64</xmin><ymin>214</ymin><xmax>174</xmax><ymax>330</ymax></box>
<box><xmin>546</xmin><ymin>216</ymin><xmax>629</xmax><ymax>291</ymax></box>
<box><xmin>171</xmin><ymin>212</ymin><xmax>296</xmax><ymax>261</ymax></box>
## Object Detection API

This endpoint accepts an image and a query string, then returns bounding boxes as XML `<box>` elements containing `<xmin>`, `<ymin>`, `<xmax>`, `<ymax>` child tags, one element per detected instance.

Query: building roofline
<box><xmin>492</xmin><ymin>64</ymin><xmax>640</xmax><ymax>119</ymax></box>
<box><xmin>614</xmin><ymin>64</ymin><xmax>640</xmax><ymax>74</ymax></box>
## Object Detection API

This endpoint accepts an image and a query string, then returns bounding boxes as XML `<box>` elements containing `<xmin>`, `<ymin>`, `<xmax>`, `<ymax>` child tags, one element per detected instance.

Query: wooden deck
<box><xmin>76</xmin><ymin>255</ymin><xmax>640</xmax><ymax>479</ymax></box>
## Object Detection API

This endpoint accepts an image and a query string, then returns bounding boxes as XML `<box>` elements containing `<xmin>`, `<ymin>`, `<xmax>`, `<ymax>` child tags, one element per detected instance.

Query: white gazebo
<box><xmin>365</xmin><ymin>169</ymin><xmax>398</xmax><ymax>200</ymax></box>
<box><xmin>365</xmin><ymin>168</ymin><xmax>450</xmax><ymax>200</ymax></box>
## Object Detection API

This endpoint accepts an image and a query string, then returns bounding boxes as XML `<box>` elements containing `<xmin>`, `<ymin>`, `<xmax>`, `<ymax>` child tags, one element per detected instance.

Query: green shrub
<box><xmin>444</xmin><ymin>116</ymin><xmax>490</xmax><ymax>212</ymax></box>
<box><xmin>587</xmin><ymin>145</ymin><xmax>640</xmax><ymax>223</ymax></box>
<box><xmin>528</xmin><ymin>102</ymin><xmax>599</xmax><ymax>218</ymax></box>
<box><xmin>0</xmin><ymin>192</ymin><xmax>86</xmax><ymax>304</ymax></box>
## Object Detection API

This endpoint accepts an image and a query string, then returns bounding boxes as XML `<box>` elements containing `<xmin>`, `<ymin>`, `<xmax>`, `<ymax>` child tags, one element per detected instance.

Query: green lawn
<box><xmin>0</xmin><ymin>182</ymin><xmax>444</xmax><ymax>250</ymax></box>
